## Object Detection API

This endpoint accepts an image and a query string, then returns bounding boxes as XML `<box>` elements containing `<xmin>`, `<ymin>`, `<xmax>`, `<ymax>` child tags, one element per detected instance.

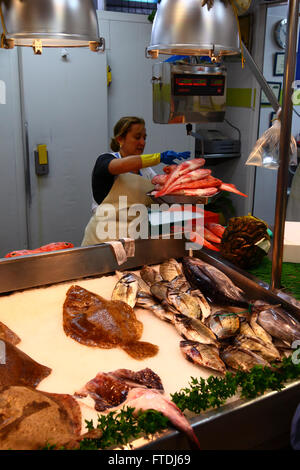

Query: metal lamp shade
<box><xmin>148</xmin><ymin>0</ymin><xmax>240</xmax><ymax>59</ymax></box>
<box><xmin>1</xmin><ymin>0</ymin><xmax>100</xmax><ymax>47</ymax></box>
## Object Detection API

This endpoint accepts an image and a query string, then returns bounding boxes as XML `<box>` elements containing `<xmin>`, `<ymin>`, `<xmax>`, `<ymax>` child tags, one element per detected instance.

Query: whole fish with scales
<box><xmin>111</xmin><ymin>273</ymin><xmax>140</xmax><ymax>308</ymax></box>
<box><xmin>180</xmin><ymin>340</ymin><xmax>226</xmax><ymax>374</ymax></box>
<box><xmin>182</xmin><ymin>256</ymin><xmax>249</xmax><ymax>307</ymax></box>
<box><xmin>220</xmin><ymin>346</ymin><xmax>270</xmax><ymax>372</ymax></box>
<box><xmin>174</xmin><ymin>314</ymin><xmax>218</xmax><ymax>346</ymax></box>
<box><xmin>233</xmin><ymin>334</ymin><xmax>281</xmax><ymax>363</ymax></box>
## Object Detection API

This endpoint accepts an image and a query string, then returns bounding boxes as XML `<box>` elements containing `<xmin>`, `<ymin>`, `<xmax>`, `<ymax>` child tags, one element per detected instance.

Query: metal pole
<box><xmin>242</xmin><ymin>41</ymin><xmax>280</xmax><ymax>112</ymax></box>
<box><xmin>271</xmin><ymin>0</ymin><xmax>299</xmax><ymax>289</ymax></box>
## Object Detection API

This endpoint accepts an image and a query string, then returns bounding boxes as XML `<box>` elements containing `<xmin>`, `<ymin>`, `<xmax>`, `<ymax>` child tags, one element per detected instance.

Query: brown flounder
<box><xmin>0</xmin><ymin>340</ymin><xmax>52</xmax><ymax>388</ymax></box>
<box><xmin>63</xmin><ymin>285</ymin><xmax>158</xmax><ymax>360</ymax></box>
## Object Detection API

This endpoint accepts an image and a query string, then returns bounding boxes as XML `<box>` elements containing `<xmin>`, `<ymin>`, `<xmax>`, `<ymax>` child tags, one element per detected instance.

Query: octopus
<box><xmin>63</xmin><ymin>285</ymin><xmax>158</xmax><ymax>360</ymax></box>
<box><xmin>75</xmin><ymin>367</ymin><xmax>164</xmax><ymax>411</ymax></box>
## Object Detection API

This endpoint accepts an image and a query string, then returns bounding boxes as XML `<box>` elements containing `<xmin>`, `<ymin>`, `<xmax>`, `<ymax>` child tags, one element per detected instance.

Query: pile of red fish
<box><xmin>190</xmin><ymin>222</ymin><xmax>226</xmax><ymax>252</ymax></box>
<box><xmin>4</xmin><ymin>242</ymin><xmax>74</xmax><ymax>258</ymax></box>
<box><xmin>151</xmin><ymin>158</ymin><xmax>247</xmax><ymax>198</ymax></box>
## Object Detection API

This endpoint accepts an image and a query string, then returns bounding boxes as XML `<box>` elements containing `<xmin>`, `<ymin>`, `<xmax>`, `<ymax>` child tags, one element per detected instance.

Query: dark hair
<box><xmin>110</xmin><ymin>116</ymin><xmax>145</xmax><ymax>152</ymax></box>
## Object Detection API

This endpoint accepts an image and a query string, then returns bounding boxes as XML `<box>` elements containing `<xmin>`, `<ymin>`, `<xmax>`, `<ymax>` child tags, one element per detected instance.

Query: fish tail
<box><xmin>204</xmin><ymin>223</ymin><xmax>225</xmax><ymax>238</ymax></box>
<box><xmin>220</xmin><ymin>183</ymin><xmax>248</xmax><ymax>198</ymax></box>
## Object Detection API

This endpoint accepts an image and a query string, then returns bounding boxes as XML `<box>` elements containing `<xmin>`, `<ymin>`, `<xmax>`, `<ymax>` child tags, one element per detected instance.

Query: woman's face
<box><xmin>118</xmin><ymin>123</ymin><xmax>147</xmax><ymax>157</ymax></box>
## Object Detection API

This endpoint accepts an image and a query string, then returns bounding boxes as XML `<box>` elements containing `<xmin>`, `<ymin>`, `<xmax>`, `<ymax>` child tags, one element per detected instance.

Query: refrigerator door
<box><xmin>19</xmin><ymin>46</ymin><xmax>108</xmax><ymax>248</ymax></box>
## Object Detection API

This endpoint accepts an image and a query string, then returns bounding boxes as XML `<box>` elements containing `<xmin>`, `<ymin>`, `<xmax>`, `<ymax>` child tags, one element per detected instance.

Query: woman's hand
<box><xmin>160</xmin><ymin>151</ymin><xmax>191</xmax><ymax>164</ymax></box>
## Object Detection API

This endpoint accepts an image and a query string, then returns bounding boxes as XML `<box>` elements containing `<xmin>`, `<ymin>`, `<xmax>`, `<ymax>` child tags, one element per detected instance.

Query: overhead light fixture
<box><xmin>147</xmin><ymin>0</ymin><xmax>240</xmax><ymax>62</ymax></box>
<box><xmin>0</xmin><ymin>0</ymin><xmax>104</xmax><ymax>53</ymax></box>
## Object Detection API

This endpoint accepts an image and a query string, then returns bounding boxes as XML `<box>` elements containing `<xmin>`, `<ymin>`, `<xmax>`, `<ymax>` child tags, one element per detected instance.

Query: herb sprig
<box><xmin>79</xmin><ymin>408</ymin><xmax>169</xmax><ymax>450</ymax></box>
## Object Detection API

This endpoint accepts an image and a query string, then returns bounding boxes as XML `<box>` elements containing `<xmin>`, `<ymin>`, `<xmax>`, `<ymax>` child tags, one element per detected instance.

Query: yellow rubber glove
<box><xmin>140</xmin><ymin>153</ymin><xmax>161</xmax><ymax>168</ymax></box>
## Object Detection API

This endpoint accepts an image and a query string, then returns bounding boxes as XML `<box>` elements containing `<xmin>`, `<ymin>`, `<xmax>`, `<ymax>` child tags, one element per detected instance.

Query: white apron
<box><xmin>82</xmin><ymin>172</ymin><xmax>154</xmax><ymax>246</ymax></box>
<box><xmin>91</xmin><ymin>152</ymin><xmax>156</xmax><ymax>214</ymax></box>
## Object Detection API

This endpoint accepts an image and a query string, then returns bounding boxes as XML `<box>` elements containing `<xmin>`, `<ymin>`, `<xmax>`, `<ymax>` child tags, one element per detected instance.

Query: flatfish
<box><xmin>63</xmin><ymin>285</ymin><xmax>158</xmax><ymax>360</ymax></box>
<box><xmin>233</xmin><ymin>334</ymin><xmax>281</xmax><ymax>362</ymax></box>
<box><xmin>0</xmin><ymin>321</ymin><xmax>21</xmax><ymax>345</ymax></box>
<box><xmin>0</xmin><ymin>340</ymin><xmax>52</xmax><ymax>388</ymax></box>
<box><xmin>0</xmin><ymin>386</ymin><xmax>81</xmax><ymax>450</ymax></box>
<box><xmin>140</xmin><ymin>265</ymin><xmax>163</xmax><ymax>286</ymax></box>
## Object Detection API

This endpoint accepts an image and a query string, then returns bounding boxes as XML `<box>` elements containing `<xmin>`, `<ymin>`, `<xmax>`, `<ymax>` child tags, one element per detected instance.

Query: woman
<box><xmin>81</xmin><ymin>116</ymin><xmax>190</xmax><ymax>246</ymax></box>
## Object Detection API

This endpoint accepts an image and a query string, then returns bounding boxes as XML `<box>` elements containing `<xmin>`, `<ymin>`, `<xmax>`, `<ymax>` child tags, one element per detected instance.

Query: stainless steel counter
<box><xmin>1</xmin><ymin>238</ymin><xmax>299</xmax><ymax>450</ymax></box>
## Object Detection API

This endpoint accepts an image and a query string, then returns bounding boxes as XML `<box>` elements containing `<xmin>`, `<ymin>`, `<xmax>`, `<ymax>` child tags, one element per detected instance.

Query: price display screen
<box><xmin>173</xmin><ymin>74</ymin><xmax>225</xmax><ymax>96</ymax></box>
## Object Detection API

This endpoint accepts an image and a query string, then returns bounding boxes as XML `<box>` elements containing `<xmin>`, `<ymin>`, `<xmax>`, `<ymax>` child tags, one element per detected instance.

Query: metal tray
<box><xmin>147</xmin><ymin>191</ymin><xmax>222</xmax><ymax>206</ymax></box>
<box><xmin>0</xmin><ymin>238</ymin><xmax>299</xmax><ymax>450</ymax></box>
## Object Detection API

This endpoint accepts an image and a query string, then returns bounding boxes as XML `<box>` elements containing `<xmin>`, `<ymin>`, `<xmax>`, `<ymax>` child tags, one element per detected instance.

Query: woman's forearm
<box><xmin>108</xmin><ymin>155</ymin><xmax>143</xmax><ymax>175</ymax></box>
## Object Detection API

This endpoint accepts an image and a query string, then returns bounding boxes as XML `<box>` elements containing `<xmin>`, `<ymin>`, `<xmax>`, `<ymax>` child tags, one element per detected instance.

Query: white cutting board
<box><xmin>283</xmin><ymin>222</ymin><xmax>300</xmax><ymax>263</ymax></box>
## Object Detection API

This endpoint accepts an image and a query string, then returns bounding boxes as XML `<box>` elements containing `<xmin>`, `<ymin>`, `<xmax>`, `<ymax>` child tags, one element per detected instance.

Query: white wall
<box><xmin>0</xmin><ymin>48</ymin><xmax>28</xmax><ymax>254</ymax></box>
<box><xmin>253</xmin><ymin>5</ymin><xmax>300</xmax><ymax>226</ymax></box>
<box><xmin>98</xmin><ymin>10</ymin><xmax>194</xmax><ymax>175</ymax></box>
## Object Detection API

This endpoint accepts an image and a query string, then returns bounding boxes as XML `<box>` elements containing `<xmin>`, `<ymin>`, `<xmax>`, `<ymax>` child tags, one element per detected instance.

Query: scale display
<box><xmin>173</xmin><ymin>74</ymin><xmax>225</xmax><ymax>96</ymax></box>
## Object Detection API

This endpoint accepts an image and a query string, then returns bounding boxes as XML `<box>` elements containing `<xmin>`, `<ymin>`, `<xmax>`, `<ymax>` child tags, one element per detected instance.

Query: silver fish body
<box><xmin>150</xmin><ymin>281</ymin><xmax>171</xmax><ymax>302</ymax></box>
<box><xmin>167</xmin><ymin>291</ymin><xmax>202</xmax><ymax>319</ymax></box>
<box><xmin>182</xmin><ymin>257</ymin><xmax>248</xmax><ymax>307</ymax></box>
<box><xmin>207</xmin><ymin>311</ymin><xmax>240</xmax><ymax>339</ymax></box>
<box><xmin>168</xmin><ymin>275</ymin><xmax>191</xmax><ymax>292</ymax></box>
<box><xmin>159</xmin><ymin>258</ymin><xmax>182</xmax><ymax>281</ymax></box>
<box><xmin>140</xmin><ymin>266</ymin><xmax>163</xmax><ymax>286</ymax></box>
<box><xmin>250</xmin><ymin>312</ymin><xmax>274</xmax><ymax>345</ymax></box>
<box><xmin>180</xmin><ymin>340</ymin><xmax>226</xmax><ymax>374</ymax></box>
<box><xmin>257</xmin><ymin>307</ymin><xmax>300</xmax><ymax>345</ymax></box>
<box><xmin>239</xmin><ymin>320</ymin><xmax>257</xmax><ymax>338</ymax></box>
<box><xmin>188</xmin><ymin>289</ymin><xmax>211</xmax><ymax>320</ymax></box>
<box><xmin>135</xmin><ymin>291</ymin><xmax>175</xmax><ymax>323</ymax></box>
<box><xmin>174</xmin><ymin>314</ymin><xmax>218</xmax><ymax>346</ymax></box>
<box><xmin>233</xmin><ymin>334</ymin><xmax>281</xmax><ymax>362</ymax></box>
<box><xmin>220</xmin><ymin>346</ymin><xmax>270</xmax><ymax>372</ymax></box>
<box><xmin>111</xmin><ymin>273</ymin><xmax>139</xmax><ymax>308</ymax></box>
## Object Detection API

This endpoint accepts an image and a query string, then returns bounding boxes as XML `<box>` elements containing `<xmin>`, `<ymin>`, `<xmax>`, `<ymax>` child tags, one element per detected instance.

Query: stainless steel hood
<box><xmin>0</xmin><ymin>0</ymin><xmax>102</xmax><ymax>52</ymax></box>
<box><xmin>147</xmin><ymin>0</ymin><xmax>240</xmax><ymax>62</ymax></box>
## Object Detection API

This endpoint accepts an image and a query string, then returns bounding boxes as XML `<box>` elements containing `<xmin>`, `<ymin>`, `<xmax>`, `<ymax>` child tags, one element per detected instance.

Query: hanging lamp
<box><xmin>147</xmin><ymin>0</ymin><xmax>240</xmax><ymax>62</ymax></box>
<box><xmin>0</xmin><ymin>0</ymin><xmax>104</xmax><ymax>53</ymax></box>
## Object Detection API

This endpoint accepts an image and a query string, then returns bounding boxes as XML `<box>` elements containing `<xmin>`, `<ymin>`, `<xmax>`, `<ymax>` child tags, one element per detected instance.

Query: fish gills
<box><xmin>180</xmin><ymin>340</ymin><xmax>226</xmax><ymax>374</ymax></box>
<box><xmin>167</xmin><ymin>291</ymin><xmax>202</xmax><ymax>319</ymax></box>
<box><xmin>207</xmin><ymin>311</ymin><xmax>240</xmax><ymax>339</ymax></box>
<box><xmin>111</xmin><ymin>273</ymin><xmax>139</xmax><ymax>308</ymax></box>
<box><xmin>140</xmin><ymin>266</ymin><xmax>163</xmax><ymax>286</ymax></box>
